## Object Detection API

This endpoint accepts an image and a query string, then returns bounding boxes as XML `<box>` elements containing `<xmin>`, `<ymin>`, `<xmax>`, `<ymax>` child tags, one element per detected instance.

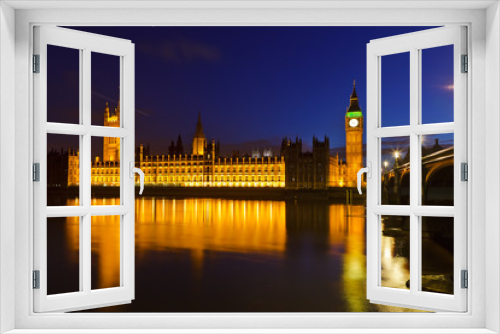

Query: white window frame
<box><xmin>33</xmin><ymin>25</ymin><xmax>136</xmax><ymax>313</ymax></box>
<box><xmin>0</xmin><ymin>1</ymin><xmax>499</xmax><ymax>333</ymax></box>
<box><xmin>366</xmin><ymin>26</ymin><xmax>468</xmax><ymax>312</ymax></box>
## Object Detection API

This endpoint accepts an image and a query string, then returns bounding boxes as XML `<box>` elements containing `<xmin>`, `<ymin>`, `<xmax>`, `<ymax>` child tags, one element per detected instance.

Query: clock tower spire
<box><xmin>345</xmin><ymin>79</ymin><xmax>364</xmax><ymax>187</ymax></box>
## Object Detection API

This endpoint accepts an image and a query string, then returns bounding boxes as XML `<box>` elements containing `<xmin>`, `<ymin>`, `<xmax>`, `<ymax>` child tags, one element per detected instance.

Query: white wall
<box><xmin>485</xmin><ymin>2</ymin><xmax>500</xmax><ymax>333</ymax></box>
<box><xmin>0</xmin><ymin>2</ymin><xmax>16</xmax><ymax>334</ymax></box>
<box><xmin>2</xmin><ymin>3</ymin><xmax>497</xmax><ymax>332</ymax></box>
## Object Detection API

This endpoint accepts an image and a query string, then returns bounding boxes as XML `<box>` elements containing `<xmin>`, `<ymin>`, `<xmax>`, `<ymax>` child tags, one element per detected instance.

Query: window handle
<box><xmin>130</xmin><ymin>162</ymin><xmax>144</xmax><ymax>195</ymax></box>
<box><xmin>357</xmin><ymin>162</ymin><xmax>371</xmax><ymax>195</ymax></box>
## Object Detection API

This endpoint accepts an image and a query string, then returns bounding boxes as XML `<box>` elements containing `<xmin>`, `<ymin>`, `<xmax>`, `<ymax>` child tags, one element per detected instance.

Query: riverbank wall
<box><xmin>49</xmin><ymin>186</ymin><xmax>366</xmax><ymax>204</ymax></box>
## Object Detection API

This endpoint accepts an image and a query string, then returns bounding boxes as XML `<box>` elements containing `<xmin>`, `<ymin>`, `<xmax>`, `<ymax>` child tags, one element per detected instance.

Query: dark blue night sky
<box><xmin>48</xmin><ymin>26</ymin><xmax>454</xmax><ymax>156</ymax></box>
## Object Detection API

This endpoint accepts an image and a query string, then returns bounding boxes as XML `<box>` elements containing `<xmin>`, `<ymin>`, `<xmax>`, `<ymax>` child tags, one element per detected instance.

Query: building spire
<box><xmin>346</xmin><ymin>79</ymin><xmax>362</xmax><ymax>114</ymax></box>
<box><xmin>104</xmin><ymin>102</ymin><xmax>110</xmax><ymax>126</ymax></box>
<box><xmin>194</xmin><ymin>112</ymin><xmax>205</xmax><ymax>138</ymax></box>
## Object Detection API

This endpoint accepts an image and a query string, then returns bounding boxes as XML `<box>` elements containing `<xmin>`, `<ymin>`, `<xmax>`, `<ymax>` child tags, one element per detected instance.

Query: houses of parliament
<box><xmin>59</xmin><ymin>82</ymin><xmax>363</xmax><ymax>189</ymax></box>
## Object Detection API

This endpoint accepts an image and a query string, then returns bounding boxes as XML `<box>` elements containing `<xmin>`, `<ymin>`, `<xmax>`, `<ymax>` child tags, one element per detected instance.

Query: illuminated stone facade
<box><xmin>345</xmin><ymin>81</ymin><xmax>364</xmax><ymax>187</ymax></box>
<box><xmin>103</xmin><ymin>102</ymin><xmax>121</xmax><ymax>162</ymax></box>
<box><xmin>138</xmin><ymin>147</ymin><xmax>285</xmax><ymax>188</ymax></box>
<box><xmin>66</xmin><ymin>82</ymin><xmax>363</xmax><ymax>189</ymax></box>
<box><xmin>281</xmin><ymin>137</ymin><xmax>345</xmax><ymax>188</ymax></box>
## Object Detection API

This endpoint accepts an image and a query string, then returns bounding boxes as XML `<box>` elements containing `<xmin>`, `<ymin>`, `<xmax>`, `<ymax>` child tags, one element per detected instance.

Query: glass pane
<box><xmin>381</xmin><ymin>52</ymin><xmax>410</xmax><ymax>127</ymax></box>
<box><xmin>91</xmin><ymin>52</ymin><xmax>121</xmax><ymax>127</ymax></box>
<box><xmin>47</xmin><ymin>134</ymin><xmax>80</xmax><ymax>206</ymax></box>
<box><xmin>381</xmin><ymin>136</ymin><xmax>410</xmax><ymax>205</ymax></box>
<box><xmin>91</xmin><ymin>215</ymin><xmax>121</xmax><ymax>290</ymax></box>
<box><xmin>421</xmin><ymin>45</ymin><xmax>454</xmax><ymax>124</ymax></box>
<box><xmin>422</xmin><ymin>133</ymin><xmax>454</xmax><ymax>206</ymax></box>
<box><xmin>421</xmin><ymin>217</ymin><xmax>454</xmax><ymax>294</ymax></box>
<box><xmin>91</xmin><ymin>136</ymin><xmax>121</xmax><ymax>205</ymax></box>
<box><xmin>47</xmin><ymin>216</ymin><xmax>80</xmax><ymax>294</ymax></box>
<box><xmin>47</xmin><ymin>45</ymin><xmax>80</xmax><ymax>124</ymax></box>
<box><xmin>381</xmin><ymin>215</ymin><xmax>410</xmax><ymax>290</ymax></box>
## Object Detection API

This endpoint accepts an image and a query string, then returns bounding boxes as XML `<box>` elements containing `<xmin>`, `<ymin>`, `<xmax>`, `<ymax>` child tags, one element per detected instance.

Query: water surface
<box><xmin>49</xmin><ymin>196</ymin><xmax>419</xmax><ymax>312</ymax></box>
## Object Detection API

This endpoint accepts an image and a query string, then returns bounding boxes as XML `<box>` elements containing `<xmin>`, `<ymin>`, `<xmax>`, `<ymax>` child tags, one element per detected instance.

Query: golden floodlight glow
<box><xmin>68</xmin><ymin>88</ymin><xmax>364</xmax><ymax>190</ymax></box>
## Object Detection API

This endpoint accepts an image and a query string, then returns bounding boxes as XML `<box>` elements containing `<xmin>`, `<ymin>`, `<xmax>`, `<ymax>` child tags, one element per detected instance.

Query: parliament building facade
<box><xmin>63</xmin><ymin>82</ymin><xmax>363</xmax><ymax>189</ymax></box>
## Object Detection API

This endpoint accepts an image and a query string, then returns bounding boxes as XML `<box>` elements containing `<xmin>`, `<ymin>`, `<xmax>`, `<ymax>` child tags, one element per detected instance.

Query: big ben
<box><xmin>345</xmin><ymin>80</ymin><xmax>363</xmax><ymax>187</ymax></box>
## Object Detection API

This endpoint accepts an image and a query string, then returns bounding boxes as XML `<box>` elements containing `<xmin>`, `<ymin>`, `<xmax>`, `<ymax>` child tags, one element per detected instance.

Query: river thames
<box><xmin>47</xmin><ymin>196</ymin><xmax>420</xmax><ymax>312</ymax></box>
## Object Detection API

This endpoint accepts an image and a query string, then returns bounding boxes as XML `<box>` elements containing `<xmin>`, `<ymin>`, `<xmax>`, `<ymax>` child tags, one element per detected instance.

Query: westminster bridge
<box><xmin>381</xmin><ymin>146</ymin><xmax>454</xmax><ymax>206</ymax></box>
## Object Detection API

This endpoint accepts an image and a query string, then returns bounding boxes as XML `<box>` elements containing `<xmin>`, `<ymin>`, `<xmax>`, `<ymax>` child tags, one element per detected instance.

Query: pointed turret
<box><xmin>192</xmin><ymin>112</ymin><xmax>207</xmax><ymax>155</ymax></box>
<box><xmin>176</xmin><ymin>134</ymin><xmax>184</xmax><ymax>155</ymax></box>
<box><xmin>104</xmin><ymin>102</ymin><xmax>110</xmax><ymax>126</ymax></box>
<box><xmin>194</xmin><ymin>112</ymin><xmax>205</xmax><ymax>138</ymax></box>
<box><xmin>115</xmin><ymin>100</ymin><xmax>120</xmax><ymax>118</ymax></box>
<box><xmin>346</xmin><ymin>79</ymin><xmax>362</xmax><ymax>115</ymax></box>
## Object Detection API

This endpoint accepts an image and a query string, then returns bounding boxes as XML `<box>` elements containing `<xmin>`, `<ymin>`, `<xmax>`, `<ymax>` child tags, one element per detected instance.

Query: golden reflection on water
<box><xmin>381</xmin><ymin>233</ymin><xmax>410</xmax><ymax>290</ymax></box>
<box><xmin>56</xmin><ymin>197</ymin><xmax>419</xmax><ymax>312</ymax></box>
<box><xmin>90</xmin><ymin>214</ymin><xmax>121</xmax><ymax>290</ymax></box>
<box><xmin>338</xmin><ymin>205</ymin><xmax>368</xmax><ymax>312</ymax></box>
<box><xmin>135</xmin><ymin>198</ymin><xmax>287</xmax><ymax>281</ymax></box>
<box><xmin>136</xmin><ymin>198</ymin><xmax>286</xmax><ymax>253</ymax></box>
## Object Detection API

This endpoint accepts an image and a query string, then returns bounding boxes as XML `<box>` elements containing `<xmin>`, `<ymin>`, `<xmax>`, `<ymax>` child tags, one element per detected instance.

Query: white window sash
<box><xmin>32</xmin><ymin>25</ymin><xmax>136</xmax><ymax>313</ymax></box>
<box><xmin>366</xmin><ymin>26</ymin><xmax>467</xmax><ymax>312</ymax></box>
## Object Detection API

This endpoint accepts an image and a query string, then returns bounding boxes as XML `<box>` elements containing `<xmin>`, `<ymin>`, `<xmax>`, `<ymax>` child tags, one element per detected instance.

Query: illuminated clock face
<box><xmin>349</xmin><ymin>118</ymin><xmax>359</xmax><ymax>127</ymax></box>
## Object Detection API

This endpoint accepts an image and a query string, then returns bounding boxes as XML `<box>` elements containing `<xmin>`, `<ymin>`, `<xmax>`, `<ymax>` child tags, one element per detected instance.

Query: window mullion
<box><xmin>409</xmin><ymin>47</ymin><xmax>420</xmax><ymax>295</ymax></box>
<box><xmin>82</xmin><ymin>48</ymin><xmax>92</xmax><ymax>294</ymax></box>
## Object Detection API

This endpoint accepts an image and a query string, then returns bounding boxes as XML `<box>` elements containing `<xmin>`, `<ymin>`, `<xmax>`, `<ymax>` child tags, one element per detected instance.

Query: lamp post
<box><xmin>393</xmin><ymin>151</ymin><xmax>400</xmax><ymax>205</ymax></box>
<box><xmin>383</xmin><ymin>160</ymin><xmax>389</xmax><ymax>182</ymax></box>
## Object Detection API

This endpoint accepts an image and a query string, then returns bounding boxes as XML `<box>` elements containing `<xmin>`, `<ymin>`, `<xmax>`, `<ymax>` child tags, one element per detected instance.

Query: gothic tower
<box><xmin>192</xmin><ymin>112</ymin><xmax>206</xmax><ymax>156</ymax></box>
<box><xmin>103</xmin><ymin>102</ymin><xmax>120</xmax><ymax>162</ymax></box>
<box><xmin>345</xmin><ymin>80</ymin><xmax>364</xmax><ymax>187</ymax></box>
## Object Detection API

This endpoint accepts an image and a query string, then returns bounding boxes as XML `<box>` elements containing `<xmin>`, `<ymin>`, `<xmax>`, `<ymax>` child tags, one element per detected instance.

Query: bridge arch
<box><xmin>423</xmin><ymin>160</ymin><xmax>454</xmax><ymax>206</ymax></box>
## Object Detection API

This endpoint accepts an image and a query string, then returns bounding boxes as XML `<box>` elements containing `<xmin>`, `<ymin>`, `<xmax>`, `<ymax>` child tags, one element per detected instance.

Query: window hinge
<box><xmin>461</xmin><ymin>270</ymin><xmax>468</xmax><ymax>289</ymax></box>
<box><xmin>461</xmin><ymin>54</ymin><xmax>468</xmax><ymax>73</ymax></box>
<box><xmin>461</xmin><ymin>162</ymin><xmax>468</xmax><ymax>181</ymax></box>
<box><xmin>33</xmin><ymin>54</ymin><xmax>40</xmax><ymax>73</ymax></box>
<box><xmin>33</xmin><ymin>270</ymin><xmax>40</xmax><ymax>289</ymax></box>
<box><xmin>33</xmin><ymin>163</ymin><xmax>40</xmax><ymax>182</ymax></box>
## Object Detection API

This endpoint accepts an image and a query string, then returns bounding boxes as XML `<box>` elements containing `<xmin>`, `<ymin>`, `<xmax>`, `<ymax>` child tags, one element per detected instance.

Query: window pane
<box><xmin>421</xmin><ymin>45</ymin><xmax>454</xmax><ymax>124</ymax></box>
<box><xmin>91</xmin><ymin>215</ymin><xmax>121</xmax><ymax>290</ymax></box>
<box><xmin>381</xmin><ymin>215</ymin><xmax>410</xmax><ymax>290</ymax></box>
<box><xmin>47</xmin><ymin>217</ymin><xmax>80</xmax><ymax>294</ymax></box>
<box><xmin>421</xmin><ymin>217</ymin><xmax>454</xmax><ymax>295</ymax></box>
<box><xmin>91</xmin><ymin>52</ymin><xmax>120</xmax><ymax>127</ymax></box>
<box><xmin>381</xmin><ymin>52</ymin><xmax>410</xmax><ymax>127</ymax></box>
<box><xmin>381</xmin><ymin>137</ymin><xmax>410</xmax><ymax>205</ymax></box>
<box><xmin>47</xmin><ymin>134</ymin><xmax>80</xmax><ymax>206</ymax></box>
<box><xmin>47</xmin><ymin>45</ymin><xmax>80</xmax><ymax>124</ymax></box>
<box><xmin>91</xmin><ymin>136</ymin><xmax>121</xmax><ymax>205</ymax></box>
<box><xmin>421</xmin><ymin>134</ymin><xmax>454</xmax><ymax>206</ymax></box>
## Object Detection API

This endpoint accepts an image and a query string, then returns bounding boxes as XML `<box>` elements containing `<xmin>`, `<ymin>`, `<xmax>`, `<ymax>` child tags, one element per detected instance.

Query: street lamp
<box><xmin>393</xmin><ymin>151</ymin><xmax>400</xmax><ymax>169</ymax></box>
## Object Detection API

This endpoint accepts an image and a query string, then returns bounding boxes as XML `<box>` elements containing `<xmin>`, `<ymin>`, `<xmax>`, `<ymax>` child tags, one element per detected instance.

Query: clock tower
<box><xmin>345</xmin><ymin>80</ymin><xmax>364</xmax><ymax>187</ymax></box>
